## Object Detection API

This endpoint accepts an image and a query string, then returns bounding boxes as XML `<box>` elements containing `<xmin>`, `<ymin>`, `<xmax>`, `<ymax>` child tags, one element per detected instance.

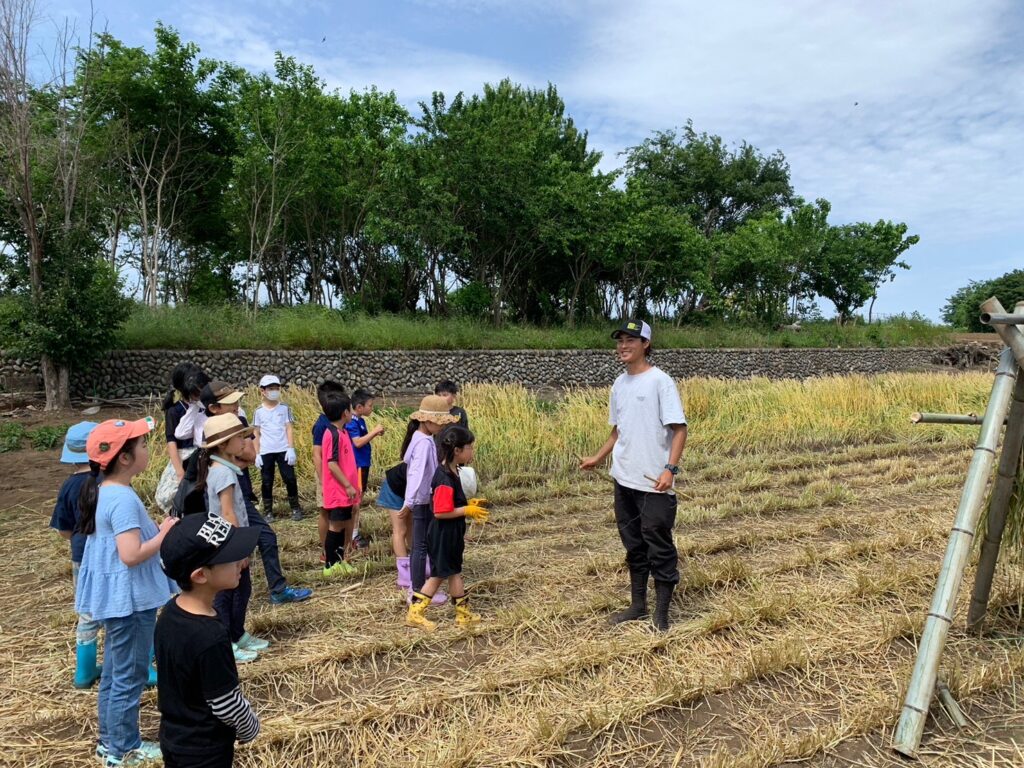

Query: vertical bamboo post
<box><xmin>967</xmin><ymin>372</ymin><xmax>1024</xmax><ymax>632</ymax></box>
<box><xmin>892</xmin><ymin>347</ymin><xmax>1018</xmax><ymax>758</ymax></box>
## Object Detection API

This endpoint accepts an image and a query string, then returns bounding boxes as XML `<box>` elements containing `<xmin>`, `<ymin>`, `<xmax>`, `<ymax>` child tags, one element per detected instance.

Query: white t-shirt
<box><xmin>608</xmin><ymin>366</ymin><xmax>686</xmax><ymax>494</ymax></box>
<box><xmin>254</xmin><ymin>403</ymin><xmax>293</xmax><ymax>455</ymax></box>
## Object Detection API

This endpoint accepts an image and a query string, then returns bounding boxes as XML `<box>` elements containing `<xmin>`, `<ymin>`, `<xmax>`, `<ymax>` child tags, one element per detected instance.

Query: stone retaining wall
<box><xmin>0</xmin><ymin>347</ymin><xmax>959</xmax><ymax>399</ymax></box>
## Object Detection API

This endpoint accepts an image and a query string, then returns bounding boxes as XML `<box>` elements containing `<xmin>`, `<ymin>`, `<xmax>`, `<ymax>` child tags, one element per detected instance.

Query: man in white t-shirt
<box><xmin>580</xmin><ymin>320</ymin><xmax>687</xmax><ymax>631</ymax></box>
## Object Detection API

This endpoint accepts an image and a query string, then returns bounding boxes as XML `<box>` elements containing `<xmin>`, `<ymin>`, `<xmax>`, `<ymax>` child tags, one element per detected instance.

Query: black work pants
<box><xmin>260</xmin><ymin>451</ymin><xmax>298</xmax><ymax>501</ymax></box>
<box><xmin>613</xmin><ymin>481</ymin><xmax>679</xmax><ymax>584</ymax></box>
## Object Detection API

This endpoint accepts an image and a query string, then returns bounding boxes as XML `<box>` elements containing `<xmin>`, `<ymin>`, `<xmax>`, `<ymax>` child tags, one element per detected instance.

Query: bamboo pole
<box><xmin>892</xmin><ymin>347</ymin><xmax>1019</xmax><ymax>758</ymax></box>
<box><xmin>966</xmin><ymin>372</ymin><xmax>1024</xmax><ymax>633</ymax></box>
<box><xmin>979</xmin><ymin>312</ymin><xmax>1024</xmax><ymax>326</ymax></box>
<box><xmin>980</xmin><ymin>298</ymin><xmax>1024</xmax><ymax>368</ymax></box>
<box><xmin>911</xmin><ymin>413</ymin><xmax>983</xmax><ymax>426</ymax></box>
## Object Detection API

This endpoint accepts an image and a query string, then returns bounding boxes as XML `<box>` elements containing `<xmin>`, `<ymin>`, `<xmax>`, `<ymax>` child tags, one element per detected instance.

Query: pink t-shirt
<box><xmin>321</xmin><ymin>425</ymin><xmax>361</xmax><ymax>508</ymax></box>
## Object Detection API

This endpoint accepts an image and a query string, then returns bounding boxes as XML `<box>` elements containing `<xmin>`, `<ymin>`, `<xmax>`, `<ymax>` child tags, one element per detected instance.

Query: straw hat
<box><xmin>201</xmin><ymin>413</ymin><xmax>254</xmax><ymax>449</ymax></box>
<box><xmin>411</xmin><ymin>395</ymin><xmax>459</xmax><ymax>425</ymax></box>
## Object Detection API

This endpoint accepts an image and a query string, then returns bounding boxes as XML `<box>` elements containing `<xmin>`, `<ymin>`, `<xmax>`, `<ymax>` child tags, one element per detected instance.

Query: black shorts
<box><xmin>327</xmin><ymin>506</ymin><xmax>353</xmax><ymax>523</ymax></box>
<box><xmin>426</xmin><ymin>516</ymin><xmax>467</xmax><ymax>578</ymax></box>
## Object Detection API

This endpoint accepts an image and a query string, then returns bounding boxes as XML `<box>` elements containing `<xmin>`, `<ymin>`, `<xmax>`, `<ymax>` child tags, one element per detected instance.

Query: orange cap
<box><xmin>86</xmin><ymin>417</ymin><xmax>155</xmax><ymax>469</ymax></box>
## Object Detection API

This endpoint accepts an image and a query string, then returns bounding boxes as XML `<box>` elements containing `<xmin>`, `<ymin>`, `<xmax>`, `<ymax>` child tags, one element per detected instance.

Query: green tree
<box><xmin>623</xmin><ymin>123</ymin><xmax>793</xmax><ymax>316</ymax></box>
<box><xmin>942</xmin><ymin>269</ymin><xmax>1024</xmax><ymax>331</ymax></box>
<box><xmin>809</xmin><ymin>220</ymin><xmax>919</xmax><ymax>325</ymax></box>
<box><xmin>85</xmin><ymin>24</ymin><xmax>233</xmax><ymax>306</ymax></box>
<box><xmin>0</xmin><ymin>0</ymin><xmax>129</xmax><ymax>408</ymax></box>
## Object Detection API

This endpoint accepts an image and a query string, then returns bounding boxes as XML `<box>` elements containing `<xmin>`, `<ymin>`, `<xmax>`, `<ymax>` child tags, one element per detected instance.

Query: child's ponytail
<box><xmin>399</xmin><ymin>418</ymin><xmax>420</xmax><ymax>460</ymax></box>
<box><xmin>75</xmin><ymin>462</ymin><xmax>103</xmax><ymax>535</ymax></box>
<box><xmin>193</xmin><ymin>448</ymin><xmax>212</xmax><ymax>495</ymax></box>
<box><xmin>437</xmin><ymin>426</ymin><xmax>474</xmax><ymax>466</ymax></box>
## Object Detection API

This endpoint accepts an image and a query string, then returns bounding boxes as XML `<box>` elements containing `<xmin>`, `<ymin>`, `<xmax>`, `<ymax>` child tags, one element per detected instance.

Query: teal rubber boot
<box><xmin>73</xmin><ymin>640</ymin><xmax>100</xmax><ymax>689</ymax></box>
<box><xmin>146</xmin><ymin>647</ymin><xmax>157</xmax><ymax>687</ymax></box>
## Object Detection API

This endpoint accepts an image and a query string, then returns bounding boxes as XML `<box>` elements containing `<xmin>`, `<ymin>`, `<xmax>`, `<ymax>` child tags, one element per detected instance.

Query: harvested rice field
<box><xmin>3</xmin><ymin>375</ymin><xmax>1024</xmax><ymax>767</ymax></box>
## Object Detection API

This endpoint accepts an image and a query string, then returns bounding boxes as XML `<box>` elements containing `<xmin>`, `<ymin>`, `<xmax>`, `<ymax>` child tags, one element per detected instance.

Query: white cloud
<box><xmin>178</xmin><ymin>2</ymin><xmax>532</xmax><ymax>103</ymax></box>
<box><xmin>564</xmin><ymin>0</ymin><xmax>1024</xmax><ymax>242</ymax></box>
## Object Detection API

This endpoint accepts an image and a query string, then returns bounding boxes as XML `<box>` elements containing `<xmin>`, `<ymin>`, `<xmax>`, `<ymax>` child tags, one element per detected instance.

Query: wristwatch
<box><xmin>664</xmin><ymin>463</ymin><xmax>679</xmax><ymax>475</ymax></box>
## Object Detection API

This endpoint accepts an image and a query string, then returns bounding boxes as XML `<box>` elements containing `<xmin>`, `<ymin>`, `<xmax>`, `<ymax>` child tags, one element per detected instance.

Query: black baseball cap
<box><xmin>160</xmin><ymin>512</ymin><xmax>260</xmax><ymax>582</ymax></box>
<box><xmin>611</xmin><ymin>319</ymin><xmax>652</xmax><ymax>341</ymax></box>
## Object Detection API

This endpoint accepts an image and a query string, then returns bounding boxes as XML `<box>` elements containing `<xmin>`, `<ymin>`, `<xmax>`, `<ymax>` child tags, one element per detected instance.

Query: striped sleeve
<box><xmin>207</xmin><ymin>686</ymin><xmax>261</xmax><ymax>743</ymax></box>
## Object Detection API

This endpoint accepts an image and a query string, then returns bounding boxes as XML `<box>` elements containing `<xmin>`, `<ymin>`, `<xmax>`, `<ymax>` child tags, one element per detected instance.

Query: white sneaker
<box><xmin>232</xmin><ymin>643</ymin><xmax>258</xmax><ymax>663</ymax></box>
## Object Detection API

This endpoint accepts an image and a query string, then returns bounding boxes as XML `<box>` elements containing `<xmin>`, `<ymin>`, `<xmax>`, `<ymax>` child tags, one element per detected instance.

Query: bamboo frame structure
<box><xmin>966</xmin><ymin>373</ymin><xmax>1024</xmax><ymax>632</ymax></box>
<box><xmin>980</xmin><ymin>298</ymin><xmax>1024</xmax><ymax>367</ymax></box>
<box><xmin>892</xmin><ymin>347</ymin><xmax>1019</xmax><ymax>758</ymax></box>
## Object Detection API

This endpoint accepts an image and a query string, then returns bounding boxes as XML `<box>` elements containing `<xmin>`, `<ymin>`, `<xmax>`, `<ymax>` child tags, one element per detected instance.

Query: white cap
<box><xmin>259</xmin><ymin>374</ymin><xmax>281</xmax><ymax>388</ymax></box>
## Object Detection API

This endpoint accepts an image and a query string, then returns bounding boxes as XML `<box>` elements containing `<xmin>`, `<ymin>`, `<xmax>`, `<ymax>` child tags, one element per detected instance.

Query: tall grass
<box><xmin>135</xmin><ymin>373</ymin><xmax>991</xmax><ymax>500</ymax></box>
<box><xmin>117</xmin><ymin>304</ymin><xmax>956</xmax><ymax>351</ymax></box>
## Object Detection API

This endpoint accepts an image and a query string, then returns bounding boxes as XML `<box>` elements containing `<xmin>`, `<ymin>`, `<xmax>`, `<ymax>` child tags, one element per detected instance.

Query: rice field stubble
<box><xmin>3</xmin><ymin>373</ymin><xmax>1024</xmax><ymax>767</ymax></box>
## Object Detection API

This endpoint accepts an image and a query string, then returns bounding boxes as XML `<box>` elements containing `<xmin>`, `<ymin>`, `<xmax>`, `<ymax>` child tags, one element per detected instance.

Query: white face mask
<box><xmin>265</xmin><ymin>390</ymin><xmax>281</xmax><ymax>401</ymax></box>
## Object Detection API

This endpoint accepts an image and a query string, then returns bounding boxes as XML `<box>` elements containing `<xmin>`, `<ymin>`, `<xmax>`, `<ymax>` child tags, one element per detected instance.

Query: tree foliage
<box><xmin>942</xmin><ymin>269</ymin><xmax>1024</xmax><ymax>331</ymax></box>
<box><xmin>0</xmin><ymin>18</ymin><xmax>926</xmax><ymax>403</ymax></box>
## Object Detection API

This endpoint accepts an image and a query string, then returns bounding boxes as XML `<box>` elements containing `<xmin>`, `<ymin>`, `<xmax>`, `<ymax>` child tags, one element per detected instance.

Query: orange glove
<box><xmin>467</xmin><ymin>498</ymin><xmax>490</xmax><ymax>509</ymax></box>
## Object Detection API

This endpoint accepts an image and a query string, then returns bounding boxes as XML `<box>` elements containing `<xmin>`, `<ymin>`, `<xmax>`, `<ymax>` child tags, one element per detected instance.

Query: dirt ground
<box><xmin>2</xmin><ymin>411</ymin><xmax>1024</xmax><ymax>766</ymax></box>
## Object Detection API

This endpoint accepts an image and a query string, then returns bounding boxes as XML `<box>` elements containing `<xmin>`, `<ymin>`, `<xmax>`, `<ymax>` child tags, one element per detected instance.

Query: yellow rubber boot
<box><xmin>454</xmin><ymin>595</ymin><xmax>480</xmax><ymax>626</ymax></box>
<box><xmin>406</xmin><ymin>591</ymin><xmax>437</xmax><ymax>632</ymax></box>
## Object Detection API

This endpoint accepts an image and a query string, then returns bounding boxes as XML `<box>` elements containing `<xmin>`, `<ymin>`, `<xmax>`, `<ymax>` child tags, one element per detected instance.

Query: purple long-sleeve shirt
<box><xmin>403</xmin><ymin>430</ymin><xmax>438</xmax><ymax>507</ymax></box>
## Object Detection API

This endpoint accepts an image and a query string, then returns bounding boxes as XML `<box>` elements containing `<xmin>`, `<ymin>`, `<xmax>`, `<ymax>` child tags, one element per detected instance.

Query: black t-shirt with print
<box><xmin>156</xmin><ymin>598</ymin><xmax>239</xmax><ymax>756</ymax></box>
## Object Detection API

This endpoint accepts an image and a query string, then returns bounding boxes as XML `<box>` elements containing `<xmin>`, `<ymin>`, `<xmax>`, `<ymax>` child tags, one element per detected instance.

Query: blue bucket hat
<box><xmin>61</xmin><ymin>421</ymin><xmax>99</xmax><ymax>464</ymax></box>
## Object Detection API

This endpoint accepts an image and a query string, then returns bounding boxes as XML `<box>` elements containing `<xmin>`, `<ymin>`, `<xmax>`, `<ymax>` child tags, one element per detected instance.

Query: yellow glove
<box><xmin>467</xmin><ymin>497</ymin><xmax>490</xmax><ymax>509</ymax></box>
<box><xmin>464</xmin><ymin>503</ymin><xmax>490</xmax><ymax>523</ymax></box>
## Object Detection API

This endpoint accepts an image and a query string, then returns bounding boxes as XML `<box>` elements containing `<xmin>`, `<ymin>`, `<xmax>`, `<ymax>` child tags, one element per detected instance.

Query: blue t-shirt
<box><xmin>49</xmin><ymin>472</ymin><xmax>91</xmax><ymax>563</ymax></box>
<box><xmin>345</xmin><ymin>416</ymin><xmax>371</xmax><ymax>468</ymax></box>
<box><xmin>75</xmin><ymin>484</ymin><xmax>176</xmax><ymax>620</ymax></box>
<box><xmin>312</xmin><ymin>413</ymin><xmax>331</xmax><ymax>447</ymax></box>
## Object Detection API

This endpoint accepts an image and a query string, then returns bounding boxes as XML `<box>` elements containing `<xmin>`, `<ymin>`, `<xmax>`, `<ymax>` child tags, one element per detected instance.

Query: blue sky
<box><xmin>45</xmin><ymin>0</ymin><xmax>1024</xmax><ymax>320</ymax></box>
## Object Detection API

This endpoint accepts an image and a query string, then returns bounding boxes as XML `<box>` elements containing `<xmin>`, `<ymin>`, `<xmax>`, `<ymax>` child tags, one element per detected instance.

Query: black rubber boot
<box><xmin>653</xmin><ymin>581</ymin><xmax>674</xmax><ymax>632</ymax></box>
<box><xmin>289</xmin><ymin>496</ymin><xmax>303</xmax><ymax>521</ymax></box>
<box><xmin>263</xmin><ymin>497</ymin><xmax>274</xmax><ymax>522</ymax></box>
<box><xmin>609</xmin><ymin>570</ymin><xmax>649</xmax><ymax>624</ymax></box>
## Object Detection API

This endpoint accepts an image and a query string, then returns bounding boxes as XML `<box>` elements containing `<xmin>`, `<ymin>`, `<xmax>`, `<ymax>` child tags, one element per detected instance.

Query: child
<box><xmin>406</xmin><ymin>426</ymin><xmax>490</xmax><ymax>631</ymax></box>
<box><xmin>200</xmin><ymin>382</ymin><xmax>312</xmax><ymax>605</ymax></box>
<box><xmin>379</xmin><ymin>457</ymin><xmax>410</xmax><ymax>591</ymax></box>
<box><xmin>75</xmin><ymin>418</ymin><xmax>179</xmax><ymax>767</ymax></box>
<box><xmin>404</xmin><ymin>395</ymin><xmax>459</xmax><ymax>602</ymax></box>
<box><xmin>312</xmin><ymin>381</ymin><xmax>347</xmax><ymax>561</ymax></box>
<box><xmin>253</xmin><ymin>374</ymin><xmax>302</xmax><ymax>521</ymax></box>
<box><xmin>345</xmin><ymin>387</ymin><xmax>385</xmax><ymax>550</ymax></box>
<box><xmin>196</xmin><ymin>413</ymin><xmax>269</xmax><ymax>663</ymax></box>
<box><xmin>156</xmin><ymin>512</ymin><xmax>262</xmax><ymax>768</ymax></box>
<box><xmin>435</xmin><ymin>380</ymin><xmax>469</xmax><ymax>428</ymax></box>
<box><xmin>49</xmin><ymin>421</ymin><xmax>101</xmax><ymax>688</ymax></box>
<box><xmin>156</xmin><ymin>363</ymin><xmax>209</xmax><ymax>512</ymax></box>
<box><xmin>321</xmin><ymin>393</ymin><xmax>361</xmax><ymax>577</ymax></box>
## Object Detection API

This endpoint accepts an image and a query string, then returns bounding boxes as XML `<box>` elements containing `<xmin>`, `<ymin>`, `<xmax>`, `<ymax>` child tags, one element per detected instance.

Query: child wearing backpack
<box><xmin>196</xmin><ymin>413</ymin><xmax>270</xmax><ymax>664</ymax></box>
<box><xmin>156</xmin><ymin>364</ymin><xmax>209</xmax><ymax>512</ymax></box>
<box><xmin>49</xmin><ymin>421</ymin><xmax>101</xmax><ymax>688</ymax></box>
<box><xmin>200</xmin><ymin>381</ymin><xmax>312</xmax><ymax>605</ymax></box>
<box><xmin>75</xmin><ymin>418</ymin><xmax>179</xmax><ymax>767</ymax></box>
